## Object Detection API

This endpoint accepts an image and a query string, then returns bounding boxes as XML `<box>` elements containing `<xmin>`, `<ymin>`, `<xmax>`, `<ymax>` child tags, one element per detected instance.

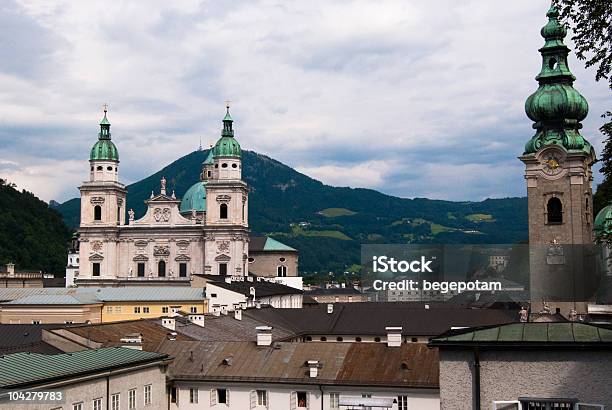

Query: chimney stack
<box><xmin>188</xmin><ymin>314</ymin><xmax>204</xmax><ymax>327</ymax></box>
<box><xmin>119</xmin><ymin>333</ymin><xmax>143</xmax><ymax>350</ymax></box>
<box><xmin>161</xmin><ymin>317</ymin><xmax>176</xmax><ymax>331</ymax></box>
<box><xmin>256</xmin><ymin>326</ymin><xmax>273</xmax><ymax>346</ymax></box>
<box><xmin>234</xmin><ymin>309</ymin><xmax>242</xmax><ymax>321</ymax></box>
<box><xmin>386</xmin><ymin>326</ymin><xmax>402</xmax><ymax>347</ymax></box>
<box><xmin>307</xmin><ymin>360</ymin><xmax>319</xmax><ymax>378</ymax></box>
<box><xmin>327</xmin><ymin>304</ymin><xmax>334</xmax><ymax>314</ymax></box>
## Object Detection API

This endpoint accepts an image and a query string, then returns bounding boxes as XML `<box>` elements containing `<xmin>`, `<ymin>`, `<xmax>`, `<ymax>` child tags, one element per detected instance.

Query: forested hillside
<box><xmin>0</xmin><ymin>179</ymin><xmax>71</xmax><ymax>276</ymax></box>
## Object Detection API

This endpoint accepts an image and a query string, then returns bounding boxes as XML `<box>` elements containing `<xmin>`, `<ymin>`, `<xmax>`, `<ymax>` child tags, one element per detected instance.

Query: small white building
<box><xmin>206</xmin><ymin>276</ymin><xmax>303</xmax><ymax>313</ymax></box>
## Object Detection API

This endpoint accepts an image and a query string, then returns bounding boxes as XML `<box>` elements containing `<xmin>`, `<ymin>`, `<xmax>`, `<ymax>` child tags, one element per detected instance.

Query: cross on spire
<box><xmin>102</xmin><ymin>103</ymin><xmax>108</xmax><ymax>113</ymax></box>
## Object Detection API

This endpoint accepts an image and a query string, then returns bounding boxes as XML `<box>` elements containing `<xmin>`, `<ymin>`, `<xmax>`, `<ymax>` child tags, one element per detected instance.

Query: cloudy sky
<box><xmin>0</xmin><ymin>0</ymin><xmax>609</xmax><ymax>203</ymax></box>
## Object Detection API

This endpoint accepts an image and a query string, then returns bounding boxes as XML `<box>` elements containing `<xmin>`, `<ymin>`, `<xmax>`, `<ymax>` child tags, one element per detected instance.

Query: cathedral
<box><xmin>73</xmin><ymin>106</ymin><xmax>298</xmax><ymax>287</ymax></box>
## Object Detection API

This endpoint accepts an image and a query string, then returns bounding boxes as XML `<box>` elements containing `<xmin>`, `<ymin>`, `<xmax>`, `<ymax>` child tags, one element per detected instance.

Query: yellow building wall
<box><xmin>101</xmin><ymin>300</ymin><xmax>207</xmax><ymax>322</ymax></box>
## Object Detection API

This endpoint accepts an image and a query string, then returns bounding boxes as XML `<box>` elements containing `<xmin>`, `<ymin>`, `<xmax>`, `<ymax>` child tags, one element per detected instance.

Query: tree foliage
<box><xmin>554</xmin><ymin>1</ymin><xmax>612</xmax><ymax>215</ymax></box>
<box><xmin>0</xmin><ymin>179</ymin><xmax>71</xmax><ymax>275</ymax></box>
<box><xmin>554</xmin><ymin>0</ymin><xmax>612</xmax><ymax>88</ymax></box>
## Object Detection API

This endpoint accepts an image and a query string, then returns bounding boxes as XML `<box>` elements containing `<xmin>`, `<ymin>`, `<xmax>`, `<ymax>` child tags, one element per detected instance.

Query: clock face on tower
<box><xmin>541</xmin><ymin>152</ymin><xmax>563</xmax><ymax>176</ymax></box>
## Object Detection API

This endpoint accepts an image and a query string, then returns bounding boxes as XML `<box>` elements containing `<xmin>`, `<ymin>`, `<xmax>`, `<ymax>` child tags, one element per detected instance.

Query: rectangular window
<box><xmin>128</xmin><ymin>389</ymin><xmax>136</xmax><ymax>410</ymax></box>
<box><xmin>179</xmin><ymin>263</ymin><xmax>187</xmax><ymax>277</ymax></box>
<box><xmin>162</xmin><ymin>306</ymin><xmax>169</xmax><ymax>314</ymax></box>
<box><xmin>189</xmin><ymin>388</ymin><xmax>198</xmax><ymax>404</ymax></box>
<box><xmin>330</xmin><ymin>393</ymin><xmax>340</xmax><ymax>409</ymax></box>
<box><xmin>170</xmin><ymin>387</ymin><xmax>177</xmax><ymax>404</ymax></box>
<box><xmin>257</xmin><ymin>390</ymin><xmax>267</xmax><ymax>406</ymax></box>
<box><xmin>92</xmin><ymin>263</ymin><xmax>101</xmax><ymax>276</ymax></box>
<box><xmin>111</xmin><ymin>393</ymin><xmax>120</xmax><ymax>410</ymax></box>
<box><xmin>190</xmin><ymin>306</ymin><xmax>197</xmax><ymax>314</ymax></box>
<box><xmin>93</xmin><ymin>398</ymin><xmax>102</xmax><ymax>410</ymax></box>
<box><xmin>297</xmin><ymin>391</ymin><xmax>308</xmax><ymax>408</ymax></box>
<box><xmin>492</xmin><ymin>402</ymin><xmax>520</xmax><ymax>410</ymax></box>
<box><xmin>72</xmin><ymin>403</ymin><xmax>83</xmax><ymax>410</ymax></box>
<box><xmin>134</xmin><ymin>307</ymin><xmax>141</xmax><ymax>314</ymax></box>
<box><xmin>137</xmin><ymin>263</ymin><xmax>145</xmax><ymax>277</ymax></box>
<box><xmin>219</xmin><ymin>263</ymin><xmax>228</xmax><ymax>275</ymax></box>
<box><xmin>143</xmin><ymin>306</ymin><xmax>150</xmax><ymax>313</ymax></box>
<box><xmin>106</xmin><ymin>306</ymin><xmax>113</xmax><ymax>313</ymax></box>
<box><xmin>31</xmin><ymin>320</ymin><xmax>40</xmax><ymax>324</ymax></box>
<box><xmin>64</xmin><ymin>320</ymin><xmax>74</xmax><ymax>324</ymax></box>
<box><xmin>398</xmin><ymin>395</ymin><xmax>408</xmax><ymax>410</ymax></box>
<box><xmin>218</xmin><ymin>388</ymin><xmax>227</xmax><ymax>404</ymax></box>
<box><xmin>144</xmin><ymin>384</ymin><xmax>152</xmax><ymax>406</ymax></box>
<box><xmin>115</xmin><ymin>306</ymin><xmax>122</xmax><ymax>313</ymax></box>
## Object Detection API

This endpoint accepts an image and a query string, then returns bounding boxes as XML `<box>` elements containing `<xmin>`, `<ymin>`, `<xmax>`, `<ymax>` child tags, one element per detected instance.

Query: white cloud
<box><xmin>0</xmin><ymin>0</ymin><xmax>609</xmax><ymax>202</ymax></box>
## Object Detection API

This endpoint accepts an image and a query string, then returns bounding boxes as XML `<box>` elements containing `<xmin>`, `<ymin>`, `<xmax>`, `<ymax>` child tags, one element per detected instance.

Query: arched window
<box><xmin>277</xmin><ymin>265</ymin><xmax>287</xmax><ymax>277</ymax></box>
<box><xmin>220</xmin><ymin>203</ymin><xmax>228</xmax><ymax>219</ymax></box>
<box><xmin>94</xmin><ymin>205</ymin><xmax>102</xmax><ymax>221</ymax></box>
<box><xmin>158</xmin><ymin>260</ymin><xmax>166</xmax><ymax>277</ymax></box>
<box><xmin>547</xmin><ymin>197</ymin><xmax>563</xmax><ymax>224</ymax></box>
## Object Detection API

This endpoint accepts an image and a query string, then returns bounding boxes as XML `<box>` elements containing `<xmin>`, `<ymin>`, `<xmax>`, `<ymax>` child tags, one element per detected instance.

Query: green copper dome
<box><xmin>90</xmin><ymin>110</ymin><xmax>119</xmax><ymax>161</ymax></box>
<box><xmin>594</xmin><ymin>204</ymin><xmax>612</xmax><ymax>241</ymax></box>
<box><xmin>180</xmin><ymin>181</ymin><xmax>207</xmax><ymax>214</ymax></box>
<box><xmin>523</xmin><ymin>5</ymin><xmax>593</xmax><ymax>157</ymax></box>
<box><xmin>212</xmin><ymin>106</ymin><xmax>242</xmax><ymax>158</ymax></box>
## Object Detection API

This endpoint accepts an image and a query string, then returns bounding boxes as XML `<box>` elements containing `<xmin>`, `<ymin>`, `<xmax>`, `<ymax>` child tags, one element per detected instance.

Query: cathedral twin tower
<box><xmin>77</xmin><ymin>105</ymin><xmax>249</xmax><ymax>286</ymax></box>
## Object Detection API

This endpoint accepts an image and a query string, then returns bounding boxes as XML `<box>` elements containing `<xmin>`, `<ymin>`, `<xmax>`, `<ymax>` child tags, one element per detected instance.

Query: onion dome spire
<box><xmin>90</xmin><ymin>105</ymin><xmax>119</xmax><ymax>161</ymax></box>
<box><xmin>523</xmin><ymin>4</ymin><xmax>592</xmax><ymax>156</ymax></box>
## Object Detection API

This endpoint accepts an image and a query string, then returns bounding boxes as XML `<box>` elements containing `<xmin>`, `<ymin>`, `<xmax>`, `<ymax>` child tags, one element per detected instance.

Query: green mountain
<box><xmin>55</xmin><ymin>150</ymin><xmax>528</xmax><ymax>274</ymax></box>
<box><xmin>0</xmin><ymin>179</ymin><xmax>71</xmax><ymax>275</ymax></box>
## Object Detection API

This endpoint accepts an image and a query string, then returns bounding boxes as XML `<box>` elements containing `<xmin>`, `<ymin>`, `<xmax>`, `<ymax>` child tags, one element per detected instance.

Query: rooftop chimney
<box><xmin>6</xmin><ymin>263</ymin><xmax>15</xmax><ymax>276</ymax></box>
<box><xmin>386</xmin><ymin>326</ymin><xmax>402</xmax><ymax>347</ymax></box>
<box><xmin>307</xmin><ymin>360</ymin><xmax>319</xmax><ymax>378</ymax></box>
<box><xmin>234</xmin><ymin>309</ymin><xmax>242</xmax><ymax>321</ymax></box>
<box><xmin>221</xmin><ymin>305</ymin><xmax>228</xmax><ymax>315</ymax></box>
<box><xmin>256</xmin><ymin>326</ymin><xmax>273</xmax><ymax>346</ymax></box>
<box><xmin>188</xmin><ymin>314</ymin><xmax>204</xmax><ymax>327</ymax></box>
<box><xmin>119</xmin><ymin>333</ymin><xmax>143</xmax><ymax>350</ymax></box>
<box><xmin>327</xmin><ymin>304</ymin><xmax>334</xmax><ymax>314</ymax></box>
<box><xmin>225</xmin><ymin>276</ymin><xmax>232</xmax><ymax>284</ymax></box>
<box><xmin>167</xmin><ymin>331</ymin><xmax>177</xmax><ymax>341</ymax></box>
<box><xmin>161</xmin><ymin>317</ymin><xmax>176</xmax><ymax>331</ymax></box>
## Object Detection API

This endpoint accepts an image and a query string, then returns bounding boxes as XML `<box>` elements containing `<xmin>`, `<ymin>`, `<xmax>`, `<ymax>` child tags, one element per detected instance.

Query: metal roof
<box><xmin>4</xmin><ymin>294</ymin><xmax>99</xmax><ymax>305</ymax></box>
<box><xmin>159</xmin><ymin>340</ymin><xmax>438</xmax><ymax>388</ymax></box>
<box><xmin>0</xmin><ymin>347</ymin><xmax>168</xmax><ymax>388</ymax></box>
<box><xmin>0</xmin><ymin>287</ymin><xmax>205</xmax><ymax>305</ymax></box>
<box><xmin>242</xmin><ymin>303</ymin><xmax>518</xmax><ymax>337</ymax></box>
<box><xmin>208</xmin><ymin>280</ymin><xmax>302</xmax><ymax>297</ymax></box>
<box><xmin>56</xmin><ymin>319</ymin><xmax>194</xmax><ymax>351</ymax></box>
<box><xmin>429</xmin><ymin>322</ymin><xmax>612</xmax><ymax>347</ymax></box>
<box><xmin>249</xmin><ymin>236</ymin><xmax>297</xmax><ymax>252</ymax></box>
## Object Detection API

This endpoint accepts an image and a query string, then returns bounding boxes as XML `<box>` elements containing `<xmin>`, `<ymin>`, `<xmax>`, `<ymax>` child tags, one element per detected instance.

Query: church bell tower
<box><xmin>520</xmin><ymin>6</ymin><xmax>596</xmax><ymax>311</ymax></box>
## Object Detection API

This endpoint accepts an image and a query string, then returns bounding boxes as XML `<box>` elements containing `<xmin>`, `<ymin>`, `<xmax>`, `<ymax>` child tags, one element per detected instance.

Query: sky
<box><xmin>0</xmin><ymin>0</ymin><xmax>609</xmax><ymax>203</ymax></box>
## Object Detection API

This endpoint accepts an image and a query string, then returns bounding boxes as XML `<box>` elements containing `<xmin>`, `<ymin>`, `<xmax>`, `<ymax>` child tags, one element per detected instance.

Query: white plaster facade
<box><xmin>170</xmin><ymin>382</ymin><xmax>439</xmax><ymax>410</ymax></box>
<box><xmin>76</xmin><ymin>111</ymin><xmax>252</xmax><ymax>287</ymax></box>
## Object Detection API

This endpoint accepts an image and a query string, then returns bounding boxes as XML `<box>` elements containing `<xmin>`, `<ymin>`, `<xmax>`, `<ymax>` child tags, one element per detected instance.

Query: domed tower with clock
<box><xmin>520</xmin><ymin>6</ymin><xmax>597</xmax><ymax>311</ymax></box>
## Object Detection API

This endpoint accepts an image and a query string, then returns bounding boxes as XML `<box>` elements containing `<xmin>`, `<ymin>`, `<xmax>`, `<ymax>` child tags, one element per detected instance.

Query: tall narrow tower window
<box><xmin>220</xmin><ymin>203</ymin><xmax>228</xmax><ymax>219</ymax></box>
<box><xmin>158</xmin><ymin>260</ymin><xmax>166</xmax><ymax>277</ymax></box>
<box><xmin>94</xmin><ymin>205</ymin><xmax>102</xmax><ymax>221</ymax></box>
<box><xmin>277</xmin><ymin>266</ymin><xmax>287</xmax><ymax>277</ymax></box>
<box><xmin>547</xmin><ymin>197</ymin><xmax>563</xmax><ymax>224</ymax></box>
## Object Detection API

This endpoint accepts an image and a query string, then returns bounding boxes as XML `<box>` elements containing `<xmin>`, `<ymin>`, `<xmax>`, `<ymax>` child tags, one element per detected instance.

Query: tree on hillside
<box><xmin>553</xmin><ymin>0</ymin><xmax>612</xmax><ymax>214</ymax></box>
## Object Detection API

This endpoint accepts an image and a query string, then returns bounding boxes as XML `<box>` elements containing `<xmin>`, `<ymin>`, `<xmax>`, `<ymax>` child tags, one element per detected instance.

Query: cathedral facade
<box><xmin>75</xmin><ymin>107</ymin><xmax>288</xmax><ymax>287</ymax></box>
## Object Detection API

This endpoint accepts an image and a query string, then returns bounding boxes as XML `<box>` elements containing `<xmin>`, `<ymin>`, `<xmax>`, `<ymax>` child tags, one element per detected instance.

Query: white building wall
<box><xmin>171</xmin><ymin>382</ymin><xmax>439</xmax><ymax>410</ymax></box>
